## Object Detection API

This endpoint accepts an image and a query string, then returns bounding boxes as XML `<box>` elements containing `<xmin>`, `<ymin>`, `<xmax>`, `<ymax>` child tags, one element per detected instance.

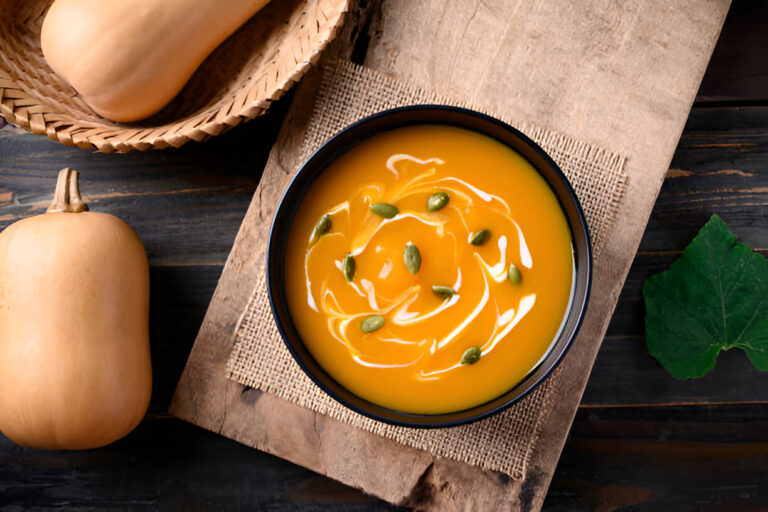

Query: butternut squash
<box><xmin>41</xmin><ymin>0</ymin><xmax>271</xmax><ymax>122</ymax></box>
<box><xmin>0</xmin><ymin>169</ymin><xmax>151</xmax><ymax>449</ymax></box>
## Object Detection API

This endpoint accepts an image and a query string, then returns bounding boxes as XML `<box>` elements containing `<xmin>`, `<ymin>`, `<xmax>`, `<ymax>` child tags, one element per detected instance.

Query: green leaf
<box><xmin>643</xmin><ymin>214</ymin><xmax>768</xmax><ymax>379</ymax></box>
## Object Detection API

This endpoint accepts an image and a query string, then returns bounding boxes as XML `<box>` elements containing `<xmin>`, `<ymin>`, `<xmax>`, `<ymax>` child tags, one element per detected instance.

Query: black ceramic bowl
<box><xmin>267</xmin><ymin>105</ymin><xmax>591</xmax><ymax>428</ymax></box>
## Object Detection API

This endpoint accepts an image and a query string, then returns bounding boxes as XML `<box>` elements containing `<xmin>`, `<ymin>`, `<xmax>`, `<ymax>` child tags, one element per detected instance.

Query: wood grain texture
<box><xmin>696</xmin><ymin>1</ymin><xmax>768</xmax><ymax>103</ymax></box>
<box><xmin>3</xmin><ymin>406</ymin><xmax>767</xmax><ymax>510</ymax></box>
<box><xmin>169</xmin><ymin>0</ymin><xmax>730</xmax><ymax>510</ymax></box>
<box><xmin>547</xmin><ymin>405</ymin><xmax>768</xmax><ymax>510</ymax></box>
<box><xmin>0</xmin><ymin>415</ymin><xmax>400</xmax><ymax>510</ymax></box>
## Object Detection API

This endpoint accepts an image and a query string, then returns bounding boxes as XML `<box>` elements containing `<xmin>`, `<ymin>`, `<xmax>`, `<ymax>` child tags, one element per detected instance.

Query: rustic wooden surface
<box><xmin>169</xmin><ymin>0</ymin><xmax>728</xmax><ymax>509</ymax></box>
<box><xmin>1</xmin><ymin>1</ymin><xmax>767</xmax><ymax>510</ymax></box>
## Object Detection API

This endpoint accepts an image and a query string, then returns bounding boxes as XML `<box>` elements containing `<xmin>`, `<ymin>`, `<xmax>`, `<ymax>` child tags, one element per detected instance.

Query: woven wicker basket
<box><xmin>0</xmin><ymin>0</ymin><xmax>350</xmax><ymax>153</ymax></box>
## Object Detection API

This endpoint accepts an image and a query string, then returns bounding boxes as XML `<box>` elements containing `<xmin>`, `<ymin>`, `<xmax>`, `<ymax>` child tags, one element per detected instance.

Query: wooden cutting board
<box><xmin>171</xmin><ymin>1</ymin><xmax>730</xmax><ymax>509</ymax></box>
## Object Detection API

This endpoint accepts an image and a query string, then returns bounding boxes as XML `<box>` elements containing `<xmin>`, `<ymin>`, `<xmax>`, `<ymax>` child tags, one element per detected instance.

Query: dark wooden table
<box><xmin>1</xmin><ymin>2</ymin><xmax>767</xmax><ymax>510</ymax></box>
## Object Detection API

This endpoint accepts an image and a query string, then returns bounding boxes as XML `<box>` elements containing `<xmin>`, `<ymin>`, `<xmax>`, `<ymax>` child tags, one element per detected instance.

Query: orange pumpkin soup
<box><xmin>285</xmin><ymin>124</ymin><xmax>574</xmax><ymax>414</ymax></box>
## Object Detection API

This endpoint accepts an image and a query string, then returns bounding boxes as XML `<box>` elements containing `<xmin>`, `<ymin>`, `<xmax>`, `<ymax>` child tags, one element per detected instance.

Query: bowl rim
<box><xmin>267</xmin><ymin>104</ymin><xmax>592</xmax><ymax>428</ymax></box>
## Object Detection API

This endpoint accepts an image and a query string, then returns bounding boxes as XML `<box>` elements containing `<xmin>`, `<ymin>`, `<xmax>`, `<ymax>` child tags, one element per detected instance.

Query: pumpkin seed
<box><xmin>508</xmin><ymin>263</ymin><xmax>522</xmax><ymax>285</ymax></box>
<box><xmin>404</xmin><ymin>242</ymin><xmax>421</xmax><ymax>274</ymax></box>
<box><xmin>470</xmin><ymin>229</ymin><xmax>491</xmax><ymax>246</ymax></box>
<box><xmin>461</xmin><ymin>346</ymin><xmax>482</xmax><ymax>365</ymax></box>
<box><xmin>427</xmin><ymin>192</ymin><xmax>450</xmax><ymax>212</ymax></box>
<box><xmin>313</xmin><ymin>214</ymin><xmax>331</xmax><ymax>238</ymax></box>
<box><xmin>342</xmin><ymin>254</ymin><xmax>355</xmax><ymax>281</ymax></box>
<box><xmin>370</xmin><ymin>203</ymin><xmax>399</xmax><ymax>219</ymax></box>
<box><xmin>432</xmin><ymin>285</ymin><xmax>455</xmax><ymax>299</ymax></box>
<box><xmin>361</xmin><ymin>315</ymin><xmax>385</xmax><ymax>333</ymax></box>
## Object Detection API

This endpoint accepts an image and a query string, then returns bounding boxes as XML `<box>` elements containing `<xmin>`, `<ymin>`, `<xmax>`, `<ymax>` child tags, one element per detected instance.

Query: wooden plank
<box><xmin>545</xmin><ymin>405</ymin><xmax>768</xmax><ymax>510</ymax></box>
<box><xmin>696</xmin><ymin>0</ymin><xmax>768</xmax><ymax>103</ymax></box>
<box><xmin>586</xmin><ymin>334</ymin><xmax>768</xmax><ymax>406</ymax></box>
<box><xmin>0</xmin><ymin>416</ymin><xmax>398</xmax><ymax>510</ymax></box>
<box><xmin>643</xmin><ymin>106</ymin><xmax>768</xmax><ymax>252</ymax></box>
<box><xmin>0</xmin><ymin>118</ymin><xmax>274</xmax><ymax>266</ymax></box>
<box><xmin>170</xmin><ymin>1</ymin><xmax>730</xmax><ymax>510</ymax></box>
<box><xmin>148</xmin><ymin>265</ymin><xmax>225</xmax><ymax>407</ymax></box>
<box><xmin>3</xmin><ymin>405</ymin><xmax>767</xmax><ymax>511</ymax></box>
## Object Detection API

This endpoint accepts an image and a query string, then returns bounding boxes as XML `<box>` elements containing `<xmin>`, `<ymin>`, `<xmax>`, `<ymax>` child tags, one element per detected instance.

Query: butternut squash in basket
<box><xmin>41</xmin><ymin>0</ymin><xmax>270</xmax><ymax>122</ymax></box>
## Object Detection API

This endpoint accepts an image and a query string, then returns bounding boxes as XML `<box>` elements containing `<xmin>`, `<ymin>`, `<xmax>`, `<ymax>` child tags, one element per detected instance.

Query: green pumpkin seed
<box><xmin>342</xmin><ymin>254</ymin><xmax>355</xmax><ymax>281</ymax></box>
<box><xmin>370</xmin><ymin>203</ymin><xmax>399</xmax><ymax>219</ymax></box>
<box><xmin>404</xmin><ymin>242</ymin><xmax>421</xmax><ymax>274</ymax></box>
<box><xmin>461</xmin><ymin>346</ymin><xmax>482</xmax><ymax>365</ymax></box>
<box><xmin>313</xmin><ymin>214</ymin><xmax>331</xmax><ymax>238</ymax></box>
<box><xmin>361</xmin><ymin>315</ymin><xmax>385</xmax><ymax>333</ymax></box>
<box><xmin>426</xmin><ymin>192</ymin><xmax>450</xmax><ymax>212</ymax></box>
<box><xmin>432</xmin><ymin>285</ymin><xmax>455</xmax><ymax>299</ymax></box>
<box><xmin>470</xmin><ymin>229</ymin><xmax>491</xmax><ymax>246</ymax></box>
<box><xmin>508</xmin><ymin>263</ymin><xmax>522</xmax><ymax>285</ymax></box>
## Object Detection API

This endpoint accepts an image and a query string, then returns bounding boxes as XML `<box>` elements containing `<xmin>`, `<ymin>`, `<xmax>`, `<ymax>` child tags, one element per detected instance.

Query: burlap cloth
<box><xmin>226</xmin><ymin>60</ymin><xmax>627</xmax><ymax>479</ymax></box>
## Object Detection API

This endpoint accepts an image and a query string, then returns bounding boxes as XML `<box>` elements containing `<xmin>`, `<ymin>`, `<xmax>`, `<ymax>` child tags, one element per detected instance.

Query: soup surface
<box><xmin>284</xmin><ymin>124</ymin><xmax>574</xmax><ymax>414</ymax></box>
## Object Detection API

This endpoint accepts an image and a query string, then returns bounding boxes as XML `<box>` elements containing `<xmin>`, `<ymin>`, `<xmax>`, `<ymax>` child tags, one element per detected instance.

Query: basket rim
<box><xmin>0</xmin><ymin>0</ymin><xmax>352</xmax><ymax>153</ymax></box>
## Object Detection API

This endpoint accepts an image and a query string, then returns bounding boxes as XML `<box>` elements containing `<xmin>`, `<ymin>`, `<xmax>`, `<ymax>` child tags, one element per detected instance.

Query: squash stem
<box><xmin>47</xmin><ymin>168</ymin><xmax>89</xmax><ymax>213</ymax></box>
